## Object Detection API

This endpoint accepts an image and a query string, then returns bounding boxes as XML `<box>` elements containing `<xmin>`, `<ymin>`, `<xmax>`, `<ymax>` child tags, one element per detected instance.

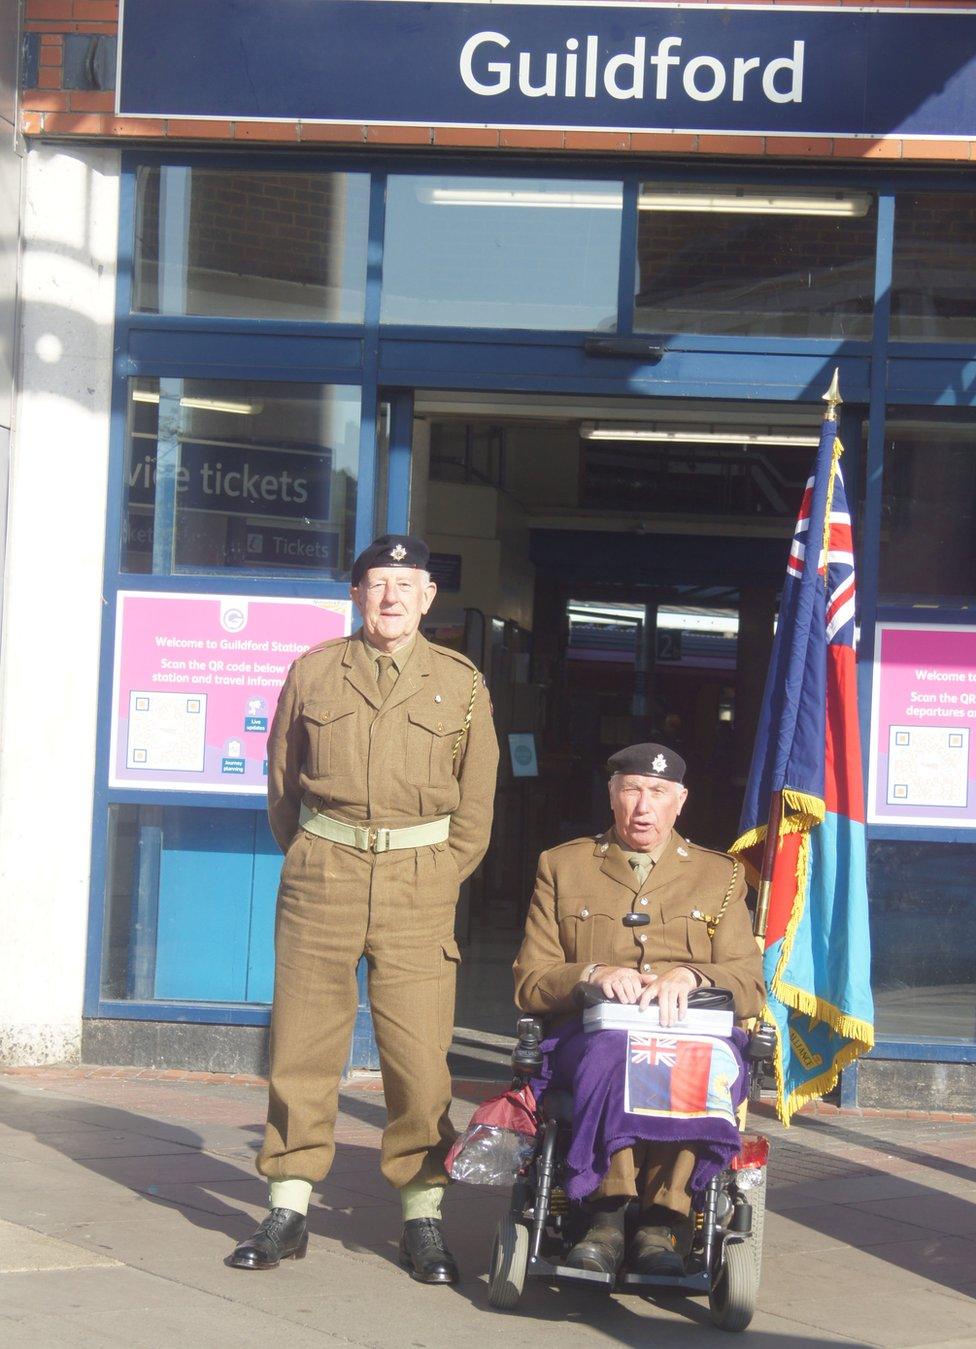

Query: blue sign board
<box><xmin>243</xmin><ymin>524</ymin><xmax>340</xmax><ymax>569</ymax></box>
<box><xmin>117</xmin><ymin>1</ymin><xmax>976</xmax><ymax>139</ymax></box>
<box><xmin>127</xmin><ymin>439</ymin><xmax>332</xmax><ymax>522</ymax></box>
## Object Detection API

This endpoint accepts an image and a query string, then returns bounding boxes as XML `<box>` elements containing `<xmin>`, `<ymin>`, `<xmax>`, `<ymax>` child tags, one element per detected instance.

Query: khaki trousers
<box><xmin>258</xmin><ymin>830</ymin><xmax>461</xmax><ymax>1190</ymax></box>
<box><xmin>594</xmin><ymin>1143</ymin><xmax>696</xmax><ymax>1217</ymax></box>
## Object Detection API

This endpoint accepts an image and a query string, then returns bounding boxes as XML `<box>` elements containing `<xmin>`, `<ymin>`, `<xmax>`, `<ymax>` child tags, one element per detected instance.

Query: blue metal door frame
<box><xmin>84</xmin><ymin>151</ymin><xmax>976</xmax><ymax>1075</ymax></box>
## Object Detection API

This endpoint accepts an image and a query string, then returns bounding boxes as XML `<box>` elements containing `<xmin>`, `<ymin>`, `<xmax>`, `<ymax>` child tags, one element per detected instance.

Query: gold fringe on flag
<box><xmin>763</xmin><ymin>830</ymin><xmax>875</xmax><ymax>1125</ymax></box>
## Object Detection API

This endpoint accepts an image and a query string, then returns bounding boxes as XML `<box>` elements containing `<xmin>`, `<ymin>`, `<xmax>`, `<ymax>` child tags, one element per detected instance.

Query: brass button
<box><xmin>642</xmin><ymin>963</ymin><xmax>651</xmax><ymax>973</ymax></box>
<box><xmin>437</xmin><ymin>722</ymin><xmax>444</xmax><ymax>732</ymax></box>
<box><xmin>600</xmin><ymin>843</ymin><xmax>608</xmax><ymax>853</ymax></box>
<box><xmin>639</xmin><ymin>897</ymin><xmax>648</xmax><ymax>906</ymax></box>
<box><xmin>639</xmin><ymin>934</ymin><xmax>647</xmax><ymax>943</ymax></box>
<box><xmin>579</xmin><ymin>908</ymin><xmax>590</xmax><ymax>919</ymax></box>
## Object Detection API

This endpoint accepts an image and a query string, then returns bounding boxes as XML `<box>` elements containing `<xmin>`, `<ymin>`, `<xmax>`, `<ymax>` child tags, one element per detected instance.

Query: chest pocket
<box><xmin>659</xmin><ymin>901</ymin><xmax>714</xmax><ymax>965</ymax></box>
<box><xmin>557</xmin><ymin>901</ymin><xmax>620</xmax><ymax>965</ymax></box>
<box><xmin>301</xmin><ymin>703</ymin><xmax>357</xmax><ymax>778</ymax></box>
<box><xmin>405</xmin><ymin>705</ymin><xmax>463</xmax><ymax>786</ymax></box>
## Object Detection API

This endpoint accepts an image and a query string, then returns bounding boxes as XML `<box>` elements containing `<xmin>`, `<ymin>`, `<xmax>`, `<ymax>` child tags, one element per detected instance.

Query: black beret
<box><xmin>607</xmin><ymin>742</ymin><xmax>686</xmax><ymax>784</ymax></box>
<box><xmin>351</xmin><ymin>534</ymin><xmax>430</xmax><ymax>586</ymax></box>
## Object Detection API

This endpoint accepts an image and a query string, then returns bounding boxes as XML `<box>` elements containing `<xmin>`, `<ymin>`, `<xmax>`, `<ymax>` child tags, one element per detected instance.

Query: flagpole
<box><xmin>753</xmin><ymin>369</ymin><xmax>843</xmax><ymax>944</ymax></box>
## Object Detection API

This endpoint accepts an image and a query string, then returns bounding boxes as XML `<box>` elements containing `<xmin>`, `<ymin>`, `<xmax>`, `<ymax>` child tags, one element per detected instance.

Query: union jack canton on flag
<box><xmin>732</xmin><ymin>412</ymin><xmax>874</xmax><ymax>1124</ymax></box>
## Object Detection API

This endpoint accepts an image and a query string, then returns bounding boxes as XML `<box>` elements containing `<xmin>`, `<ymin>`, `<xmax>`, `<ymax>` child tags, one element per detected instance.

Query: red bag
<box><xmin>445</xmin><ymin>1084</ymin><xmax>539</xmax><ymax>1185</ymax></box>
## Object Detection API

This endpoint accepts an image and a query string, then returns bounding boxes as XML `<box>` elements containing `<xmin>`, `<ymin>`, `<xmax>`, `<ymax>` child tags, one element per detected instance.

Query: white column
<box><xmin>0</xmin><ymin>145</ymin><xmax>119</xmax><ymax>1064</ymax></box>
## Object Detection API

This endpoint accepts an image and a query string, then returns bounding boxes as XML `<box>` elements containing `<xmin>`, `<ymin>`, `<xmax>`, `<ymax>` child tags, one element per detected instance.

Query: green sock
<box><xmin>400</xmin><ymin>1178</ymin><xmax>446</xmax><ymax>1221</ymax></box>
<box><xmin>268</xmin><ymin>1178</ymin><xmax>313</xmax><ymax>1216</ymax></box>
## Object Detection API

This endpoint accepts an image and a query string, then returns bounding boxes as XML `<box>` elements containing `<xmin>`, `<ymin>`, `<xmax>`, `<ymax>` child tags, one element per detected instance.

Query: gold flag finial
<box><xmin>822</xmin><ymin>368</ymin><xmax>842</xmax><ymax>422</ymax></box>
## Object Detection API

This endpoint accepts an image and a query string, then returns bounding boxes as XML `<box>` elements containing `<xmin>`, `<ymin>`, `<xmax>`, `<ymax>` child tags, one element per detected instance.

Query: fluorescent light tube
<box><xmin>638</xmin><ymin>188</ymin><xmax>872</xmax><ymax>218</ymax></box>
<box><xmin>131</xmin><ymin>390</ymin><xmax>262</xmax><ymax>416</ymax></box>
<box><xmin>580</xmin><ymin>422</ymin><xmax>820</xmax><ymax>446</ymax></box>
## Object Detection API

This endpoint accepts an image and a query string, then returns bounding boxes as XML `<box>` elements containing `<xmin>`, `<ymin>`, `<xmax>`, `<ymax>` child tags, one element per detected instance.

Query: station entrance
<box><xmin>403</xmin><ymin>390</ymin><xmax>834</xmax><ymax>1071</ymax></box>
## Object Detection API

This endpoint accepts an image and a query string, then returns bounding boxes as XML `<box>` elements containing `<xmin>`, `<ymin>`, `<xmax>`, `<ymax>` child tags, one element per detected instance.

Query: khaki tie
<box><xmin>375</xmin><ymin>654</ymin><xmax>397</xmax><ymax>703</ymax></box>
<box><xmin>629</xmin><ymin>855</ymin><xmax>653</xmax><ymax>887</ymax></box>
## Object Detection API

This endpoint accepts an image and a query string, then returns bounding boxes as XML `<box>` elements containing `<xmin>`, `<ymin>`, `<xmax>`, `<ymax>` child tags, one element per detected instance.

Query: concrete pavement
<box><xmin>0</xmin><ymin>1065</ymin><xmax>974</xmax><ymax>1348</ymax></box>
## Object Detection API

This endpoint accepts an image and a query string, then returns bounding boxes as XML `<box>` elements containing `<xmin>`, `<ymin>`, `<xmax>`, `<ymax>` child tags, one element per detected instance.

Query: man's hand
<box><xmin>588</xmin><ymin>965</ymin><xmax>648</xmax><ymax>1005</ymax></box>
<box><xmin>638</xmin><ymin>967</ymin><xmax>698</xmax><ymax>1024</ymax></box>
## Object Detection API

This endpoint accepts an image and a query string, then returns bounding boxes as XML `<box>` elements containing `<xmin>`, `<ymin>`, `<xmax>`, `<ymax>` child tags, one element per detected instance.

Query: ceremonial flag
<box><xmin>625</xmin><ymin>1031</ymin><xmax>741</xmax><ymax>1125</ymax></box>
<box><xmin>732</xmin><ymin>406</ymin><xmax>874</xmax><ymax>1124</ymax></box>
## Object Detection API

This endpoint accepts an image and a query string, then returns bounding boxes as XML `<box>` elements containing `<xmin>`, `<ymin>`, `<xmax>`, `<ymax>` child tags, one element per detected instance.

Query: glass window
<box><xmin>381</xmin><ymin>176</ymin><xmax>622</xmax><ymax>331</ymax></box>
<box><xmin>868</xmin><ymin>840</ymin><xmax>976</xmax><ymax>1042</ymax></box>
<box><xmin>133</xmin><ymin>166</ymin><xmax>370</xmax><ymax>321</ymax></box>
<box><xmin>634</xmin><ymin>183</ymin><xmax>876</xmax><ymax>339</ymax></box>
<box><xmin>101</xmin><ymin>804</ymin><xmax>278</xmax><ymax>1004</ymax></box>
<box><xmin>121</xmin><ymin>378</ymin><xmax>362</xmax><ymax>576</ymax></box>
<box><xmin>877</xmin><ymin>414</ymin><xmax>976</xmax><ymax>605</ymax></box>
<box><xmin>891</xmin><ymin>192</ymin><xmax>976</xmax><ymax>343</ymax></box>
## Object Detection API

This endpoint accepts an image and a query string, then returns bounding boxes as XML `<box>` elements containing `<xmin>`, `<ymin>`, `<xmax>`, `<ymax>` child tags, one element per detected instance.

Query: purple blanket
<box><xmin>532</xmin><ymin>1023</ymin><xmax>749</xmax><ymax>1202</ymax></box>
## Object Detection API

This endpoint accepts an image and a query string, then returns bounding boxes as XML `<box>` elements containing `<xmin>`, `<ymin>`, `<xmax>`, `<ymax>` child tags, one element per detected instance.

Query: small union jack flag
<box><xmin>624</xmin><ymin>1030</ymin><xmax>739</xmax><ymax>1122</ymax></box>
<box><xmin>630</xmin><ymin>1034</ymin><xmax>677</xmax><ymax>1068</ymax></box>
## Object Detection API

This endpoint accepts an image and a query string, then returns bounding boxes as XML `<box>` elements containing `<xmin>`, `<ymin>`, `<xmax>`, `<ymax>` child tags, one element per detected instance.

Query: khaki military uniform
<box><xmin>259</xmin><ymin>631</ymin><xmax>498</xmax><ymax>1190</ymax></box>
<box><xmin>514</xmin><ymin>830</ymin><xmax>763</xmax><ymax>1215</ymax></box>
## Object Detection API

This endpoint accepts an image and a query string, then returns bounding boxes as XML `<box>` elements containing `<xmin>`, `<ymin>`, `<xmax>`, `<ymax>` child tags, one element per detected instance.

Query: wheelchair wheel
<box><xmin>709</xmin><ymin>1239</ymin><xmax>758</xmax><ymax>1332</ymax></box>
<box><xmin>487</xmin><ymin>1214</ymin><xmax>529</xmax><ymax>1311</ymax></box>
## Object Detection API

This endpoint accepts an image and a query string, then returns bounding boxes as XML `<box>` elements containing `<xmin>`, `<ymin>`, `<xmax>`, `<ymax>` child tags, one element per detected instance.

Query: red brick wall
<box><xmin>137</xmin><ymin>168</ymin><xmax>346</xmax><ymax>293</ymax></box>
<box><xmin>19</xmin><ymin>0</ymin><xmax>976</xmax><ymax>164</ymax></box>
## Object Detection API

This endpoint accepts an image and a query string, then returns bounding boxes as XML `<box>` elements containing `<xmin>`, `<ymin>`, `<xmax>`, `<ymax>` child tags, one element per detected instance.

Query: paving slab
<box><xmin>0</xmin><ymin>1219</ymin><xmax>121</xmax><ymax>1274</ymax></box>
<box><xmin>1</xmin><ymin>1068</ymin><xmax>974</xmax><ymax>1349</ymax></box>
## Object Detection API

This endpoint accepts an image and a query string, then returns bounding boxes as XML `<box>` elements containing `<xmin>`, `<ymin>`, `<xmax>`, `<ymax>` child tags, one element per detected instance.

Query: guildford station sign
<box><xmin>117</xmin><ymin>1</ymin><xmax>976</xmax><ymax>139</ymax></box>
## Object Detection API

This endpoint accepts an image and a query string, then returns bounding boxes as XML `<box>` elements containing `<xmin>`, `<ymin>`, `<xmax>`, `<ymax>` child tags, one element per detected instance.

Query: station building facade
<box><xmin>1</xmin><ymin>0</ymin><xmax>975</xmax><ymax>1107</ymax></box>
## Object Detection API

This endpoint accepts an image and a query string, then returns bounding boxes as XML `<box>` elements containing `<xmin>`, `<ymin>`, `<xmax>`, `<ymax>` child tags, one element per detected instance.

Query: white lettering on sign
<box><xmin>127</xmin><ymin>454</ymin><xmax>310</xmax><ymax>504</ymax></box>
<box><xmin>459</xmin><ymin>33</ymin><xmax>805</xmax><ymax>107</ymax></box>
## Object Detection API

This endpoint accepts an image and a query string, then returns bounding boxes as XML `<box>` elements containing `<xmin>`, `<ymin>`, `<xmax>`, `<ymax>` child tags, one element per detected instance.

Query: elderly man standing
<box><xmin>229</xmin><ymin>534</ymin><xmax>498</xmax><ymax>1283</ymax></box>
<box><xmin>514</xmin><ymin>743</ymin><xmax>763</xmax><ymax>1278</ymax></box>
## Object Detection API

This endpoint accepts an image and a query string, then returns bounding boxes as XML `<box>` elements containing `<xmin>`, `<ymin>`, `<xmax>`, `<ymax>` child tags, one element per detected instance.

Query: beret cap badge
<box><xmin>390</xmin><ymin>543</ymin><xmax>407</xmax><ymax>562</ymax></box>
<box><xmin>652</xmin><ymin>753</ymin><xmax>668</xmax><ymax>773</ymax></box>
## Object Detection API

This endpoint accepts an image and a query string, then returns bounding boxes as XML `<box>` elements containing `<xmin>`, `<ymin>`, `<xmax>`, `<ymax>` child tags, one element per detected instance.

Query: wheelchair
<box><xmin>486</xmin><ymin>985</ymin><xmax>776</xmax><ymax>1333</ymax></box>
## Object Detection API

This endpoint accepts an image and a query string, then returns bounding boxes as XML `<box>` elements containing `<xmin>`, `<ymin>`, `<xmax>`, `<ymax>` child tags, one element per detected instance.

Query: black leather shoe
<box><xmin>627</xmin><ymin>1224</ymin><xmax>685</xmax><ymax>1276</ymax></box>
<box><xmin>227</xmin><ymin>1207</ymin><xmax>308</xmax><ymax>1270</ymax></box>
<box><xmin>564</xmin><ymin>1221</ymin><xmax>626</xmax><ymax>1277</ymax></box>
<box><xmin>398</xmin><ymin>1218</ymin><xmax>459</xmax><ymax>1284</ymax></box>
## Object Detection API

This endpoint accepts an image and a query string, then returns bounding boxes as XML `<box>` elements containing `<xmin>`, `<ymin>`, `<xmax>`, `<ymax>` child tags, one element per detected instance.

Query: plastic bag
<box><xmin>445</xmin><ymin>1084</ymin><xmax>539</xmax><ymax>1186</ymax></box>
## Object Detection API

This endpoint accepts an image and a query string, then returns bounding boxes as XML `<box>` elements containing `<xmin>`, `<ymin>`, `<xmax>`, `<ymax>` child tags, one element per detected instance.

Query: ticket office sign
<box><xmin>868</xmin><ymin>622</ymin><xmax>976</xmax><ymax>828</ymax></box>
<box><xmin>109</xmin><ymin>591</ymin><xmax>352</xmax><ymax>794</ymax></box>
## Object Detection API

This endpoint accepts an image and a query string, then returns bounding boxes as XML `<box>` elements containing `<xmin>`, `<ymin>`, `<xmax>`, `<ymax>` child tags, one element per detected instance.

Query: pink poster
<box><xmin>868</xmin><ymin>622</ymin><xmax>976</xmax><ymax>827</ymax></box>
<box><xmin>110</xmin><ymin>591</ymin><xmax>352</xmax><ymax>794</ymax></box>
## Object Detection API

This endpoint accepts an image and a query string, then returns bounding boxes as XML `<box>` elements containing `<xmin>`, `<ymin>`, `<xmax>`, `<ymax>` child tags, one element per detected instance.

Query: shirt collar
<box><xmin>361</xmin><ymin>632</ymin><xmax>416</xmax><ymax>674</ymax></box>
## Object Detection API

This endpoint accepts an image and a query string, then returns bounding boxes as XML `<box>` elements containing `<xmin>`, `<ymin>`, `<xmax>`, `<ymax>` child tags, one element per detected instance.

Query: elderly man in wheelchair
<box><xmin>492</xmin><ymin>742</ymin><xmax>771</xmax><ymax>1329</ymax></box>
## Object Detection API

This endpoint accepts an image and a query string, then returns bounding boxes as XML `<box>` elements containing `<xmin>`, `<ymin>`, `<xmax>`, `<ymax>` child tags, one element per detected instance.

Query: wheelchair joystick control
<box><xmin>622</xmin><ymin>912</ymin><xmax>650</xmax><ymax>927</ymax></box>
<box><xmin>512</xmin><ymin>1015</ymin><xmax>545</xmax><ymax>1077</ymax></box>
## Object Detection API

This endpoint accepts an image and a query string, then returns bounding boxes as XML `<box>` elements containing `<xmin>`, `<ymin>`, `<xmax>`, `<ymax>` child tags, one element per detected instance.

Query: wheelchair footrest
<box><xmin>619</xmin><ymin>1268</ymin><xmax>710</xmax><ymax>1293</ymax></box>
<box><xmin>551</xmin><ymin>1264</ymin><xmax>616</xmax><ymax>1289</ymax></box>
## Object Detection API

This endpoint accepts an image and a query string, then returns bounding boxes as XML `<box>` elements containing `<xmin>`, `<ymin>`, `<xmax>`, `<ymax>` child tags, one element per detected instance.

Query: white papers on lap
<box><xmin>583</xmin><ymin>1002</ymin><xmax>734</xmax><ymax>1038</ymax></box>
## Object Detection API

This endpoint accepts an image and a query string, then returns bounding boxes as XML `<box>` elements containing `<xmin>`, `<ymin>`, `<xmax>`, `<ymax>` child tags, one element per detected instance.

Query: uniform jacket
<box><xmin>513</xmin><ymin>830</ymin><xmax>764</xmax><ymax>1021</ymax></box>
<box><xmin>267</xmin><ymin>630</ymin><xmax>499</xmax><ymax>880</ymax></box>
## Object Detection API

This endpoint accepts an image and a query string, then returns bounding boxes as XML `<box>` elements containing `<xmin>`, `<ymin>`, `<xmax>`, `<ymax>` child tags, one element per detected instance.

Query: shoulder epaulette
<box><xmin>296</xmin><ymin>635</ymin><xmax>347</xmax><ymax>661</ymax></box>
<box><xmin>428</xmin><ymin>641</ymin><xmax>479</xmax><ymax>673</ymax></box>
<box><xmin>548</xmin><ymin>834</ymin><xmax>599</xmax><ymax>855</ymax></box>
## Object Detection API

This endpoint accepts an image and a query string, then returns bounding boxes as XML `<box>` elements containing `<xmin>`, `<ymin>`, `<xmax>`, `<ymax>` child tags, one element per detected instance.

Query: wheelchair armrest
<box><xmin>746</xmin><ymin>1020</ymin><xmax>777</xmax><ymax>1062</ymax></box>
